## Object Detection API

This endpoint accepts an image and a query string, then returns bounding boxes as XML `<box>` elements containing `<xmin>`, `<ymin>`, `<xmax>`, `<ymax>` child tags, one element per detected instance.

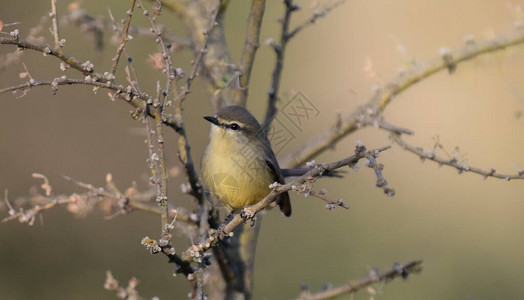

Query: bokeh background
<box><xmin>1</xmin><ymin>0</ymin><xmax>524</xmax><ymax>299</ymax></box>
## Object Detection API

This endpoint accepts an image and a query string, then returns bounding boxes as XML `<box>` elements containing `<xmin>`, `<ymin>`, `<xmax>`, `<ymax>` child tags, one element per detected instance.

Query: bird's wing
<box><xmin>264</xmin><ymin>153</ymin><xmax>292</xmax><ymax>217</ymax></box>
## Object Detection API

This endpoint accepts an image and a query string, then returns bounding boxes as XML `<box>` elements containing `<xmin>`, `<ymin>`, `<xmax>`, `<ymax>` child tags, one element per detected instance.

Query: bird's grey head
<box><xmin>204</xmin><ymin>106</ymin><xmax>262</xmax><ymax>135</ymax></box>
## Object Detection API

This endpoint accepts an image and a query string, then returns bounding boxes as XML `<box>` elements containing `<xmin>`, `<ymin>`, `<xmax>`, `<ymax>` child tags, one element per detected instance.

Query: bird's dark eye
<box><xmin>230</xmin><ymin>123</ymin><xmax>239</xmax><ymax>130</ymax></box>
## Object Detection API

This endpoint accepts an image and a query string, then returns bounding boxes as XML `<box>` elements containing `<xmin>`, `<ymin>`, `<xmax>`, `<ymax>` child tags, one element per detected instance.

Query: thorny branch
<box><xmin>0</xmin><ymin>15</ymin><xmax>48</xmax><ymax>73</ymax></box>
<box><xmin>178</xmin><ymin>7</ymin><xmax>220</xmax><ymax>102</ymax></box>
<box><xmin>144</xmin><ymin>101</ymin><xmax>171</xmax><ymax>235</ymax></box>
<box><xmin>110</xmin><ymin>0</ymin><xmax>136</xmax><ymax>76</ymax></box>
<box><xmin>3</xmin><ymin>1</ymin><xmax>522</xmax><ymax>298</ymax></box>
<box><xmin>0</xmin><ymin>36</ymin><xmax>100</xmax><ymax>78</ymax></box>
<box><xmin>287</xmin><ymin>0</ymin><xmax>346</xmax><ymax>40</ymax></box>
<box><xmin>391</xmin><ymin>133</ymin><xmax>524</xmax><ymax>181</ymax></box>
<box><xmin>136</xmin><ymin>0</ymin><xmax>175</xmax><ymax>109</ymax></box>
<box><xmin>297</xmin><ymin>260</ymin><xmax>423</xmax><ymax>300</ymax></box>
<box><xmin>2</xmin><ymin>174</ymin><xmax>196</xmax><ymax>225</ymax></box>
<box><xmin>168</xmin><ymin>4</ymin><xmax>221</xmax><ymax>211</ymax></box>
<box><xmin>61</xmin><ymin>8</ymin><xmax>191</xmax><ymax>52</ymax></box>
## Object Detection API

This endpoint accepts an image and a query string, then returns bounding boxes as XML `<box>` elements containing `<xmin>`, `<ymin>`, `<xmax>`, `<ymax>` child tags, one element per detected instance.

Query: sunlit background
<box><xmin>1</xmin><ymin>0</ymin><xmax>524</xmax><ymax>299</ymax></box>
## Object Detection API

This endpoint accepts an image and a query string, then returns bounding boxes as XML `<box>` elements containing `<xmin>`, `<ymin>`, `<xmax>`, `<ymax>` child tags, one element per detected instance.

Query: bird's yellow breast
<box><xmin>202</xmin><ymin>128</ymin><xmax>274</xmax><ymax>209</ymax></box>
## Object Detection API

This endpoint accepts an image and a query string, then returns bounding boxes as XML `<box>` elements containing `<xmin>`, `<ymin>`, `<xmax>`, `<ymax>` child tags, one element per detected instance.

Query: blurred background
<box><xmin>1</xmin><ymin>0</ymin><xmax>524</xmax><ymax>299</ymax></box>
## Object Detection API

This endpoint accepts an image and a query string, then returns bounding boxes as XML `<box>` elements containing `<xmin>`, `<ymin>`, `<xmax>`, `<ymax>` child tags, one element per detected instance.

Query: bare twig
<box><xmin>110</xmin><ymin>0</ymin><xmax>136</xmax><ymax>76</ymax></box>
<box><xmin>0</xmin><ymin>16</ymin><xmax>48</xmax><ymax>73</ymax></box>
<box><xmin>136</xmin><ymin>0</ymin><xmax>174</xmax><ymax>108</ymax></box>
<box><xmin>50</xmin><ymin>0</ymin><xmax>60</xmax><ymax>48</ymax></box>
<box><xmin>297</xmin><ymin>260</ymin><xmax>423</xmax><ymax>300</ymax></box>
<box><xmin>280</xmin><ymin>28</ymin><xmax>524</xmax><ymax>168</ymax></box>
<box><xmin>234</xmin><ymin>0</ymin><xmax>266</xmax><ymax>106</ymax></box>
<box><xmin>307</xmin><ymin>190</ymin><xmax>349</xmax><ymax>210</ymax></box>
<box><xmin>167</xmin><ymin>4</ymin><xmax>221</xmax><ymax>212</ymax></box>
<box><xmin>61</xmin><ymin>8</ymin><xmax>191</xmax><ymax>51</ymax></box>
<box><xmin>0</xmin><ymin>77</ymin><xmax>152</xmax><ymax>102</ymax></box>
<box><xmin>2</xmin><ymin>193</ymin><xmax>74</xmax><ymax>225</ymax></box>
<box><xmin>264</xmin><ymin>0</ymin><xmax>345</xmax><ymax>126</ymax></box>
<box><xmin>362</xmin><ymin>142</ymin><xmax>396</xmax><ymax>196</ymax></box>
<box><xmin>287</xmin><ymin>0</ymin><xmax>346</xmax><ymax>40</ymax></box>
<box><xmin>144</xmin><ymin>99</ymin><xmax>171</xmax><ymax>235</ymax></box>
<box><xmin>178</xmin><ymin>7</ymin><xmax>220</xmax><ymax>102</ymax></box>
<box><xmin>264</xmin><ymin>0</ymin><xmax>298</xmax><ymax>126</ymax></box>
<box><xmin>0</xmin><ymin>36</ymin><xmax>101</xmax><ymax>78</ymax></box>
<box><xmin>103</xmin><ymin>271</ymin><xmax>143</xmax><ymax>299</ymax></box>
<box><xmin>363</xmin><ymin>117</ymin><xmax>414</xmax><ymax>135</ymax></box>
<box><xmin>391</xmin><ymin>134</ymin><xmax>524</xmax><ymax>181</ymax></box>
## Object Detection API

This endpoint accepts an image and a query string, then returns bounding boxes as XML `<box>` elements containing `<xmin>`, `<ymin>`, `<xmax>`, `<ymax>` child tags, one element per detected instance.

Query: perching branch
<box><xmin>180</xmin><ymin>143</ymin><xmax>391</xmax><ymax>264</ymax></box>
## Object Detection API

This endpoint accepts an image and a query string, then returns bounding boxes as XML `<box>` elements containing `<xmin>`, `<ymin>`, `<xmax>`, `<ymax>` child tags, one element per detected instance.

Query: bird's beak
<box><xmin>203</xmin><ymin>116</ymin><xmax>220</xmax><ymax>126</ymax></box>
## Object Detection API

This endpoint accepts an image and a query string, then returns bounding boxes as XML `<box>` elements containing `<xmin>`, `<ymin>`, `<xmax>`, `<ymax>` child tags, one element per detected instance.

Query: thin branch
<box><xmin>110</xmin><ymin>0</ymin><xmax>137</xmax><ymax>76</ymax></box>
<box><xmin>363</xmin><ymin>117</ymin><xmax>414</xmax><ymax>135</ymax></box>
<box><xmin>233</xmin><ymin>0</ymin><xmax>266</xmax><ymax>106</ymax></box>
<box><xmin>136</xmin><ymin>0</ymin><xmax>175</xmax><ymax>109</ymax></box>
<box><xmin>297</xmin><ymin>260</ymin><xmax>423</xmax><ymax>300</ymax></box>
<box><xmin>166</xmin><ymin>4</ymin><xmax>222</xmax><ymax>214</ymax></box>
<box><xmin>0</xmin><ymin>36</ymin><xmax>102</xmax><ymax>78</ymax></box>
<box><xmin>104</xmin><ymin>271</ymin><xmax>143</xmax><ymax>299</ymax></box>
<box><xmin>280</xmin><ymin>28</ymin><xmax>524</xmax><ymax>168</ymax></box>
<box><xmin>287</xmin><ymin>0</ymin><xmax>346</xmax><ymax>40</ymax></box>
<box><xmin>61</xmin><ymin>8</ymin><xmax>191</xmax><ymax>51</ymax></box>
<box><xmin>307</xmin><ymin>190</ymin><xmax>349</xmax><ymax>209</ymax></box>
<box><xmin>50</xmin><ymin>0</ymin><xmax>60</xmax><ymax>48</ymax></box>
<box><xmin>264</xmin><ymin>0</ymin><xmax>345</xmax><ymax>126</ymax></box>
<box><xmin>0</xmin><ymin>15</ymin><xmax>49</xmax><ymax>73</ymax></box>
<box><xmin>178</xmin><ymin>6</ymin><xmax>220</xmax><ymax>102</ymax></box>
<box><xmin>144</xmin><ymin>96</ymin><xmax>171</xmax><ymax>235</ymax></box>
<box><xmin>0</xmin><ymin>77</ymin><xmax>152</xmax><ymax>103</ymax></box>
<box><xmin>2</xmin><ymin>193</ymin><xmax>73</xmax><ymax>224</ymax></box>
<box><xmin>263</xmin><ymin>0</ymin><xmax>298</xmax><ymax>126</ymax></box>
<box><xmin>180</xmin><ymin>144</ymin><xmax>391</xmax><ymax>263</ymax></box>
<box><xmin>391</xmin><ymin>133</ymin><xmax>524</xmax><ymax>181</ymax></box>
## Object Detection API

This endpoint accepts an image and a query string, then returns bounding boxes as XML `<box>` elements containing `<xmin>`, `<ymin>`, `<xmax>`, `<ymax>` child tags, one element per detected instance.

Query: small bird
<box><xmin>201</xmin><ymin>106</ymin><xmax>292</xmax><ymax>216</ymax></box>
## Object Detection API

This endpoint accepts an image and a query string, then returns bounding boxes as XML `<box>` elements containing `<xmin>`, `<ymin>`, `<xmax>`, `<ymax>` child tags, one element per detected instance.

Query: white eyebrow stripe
<box><xmin>217</xmin><ymin>118</ymin><xmax>247</xmax><ymax>128</ymax></box>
